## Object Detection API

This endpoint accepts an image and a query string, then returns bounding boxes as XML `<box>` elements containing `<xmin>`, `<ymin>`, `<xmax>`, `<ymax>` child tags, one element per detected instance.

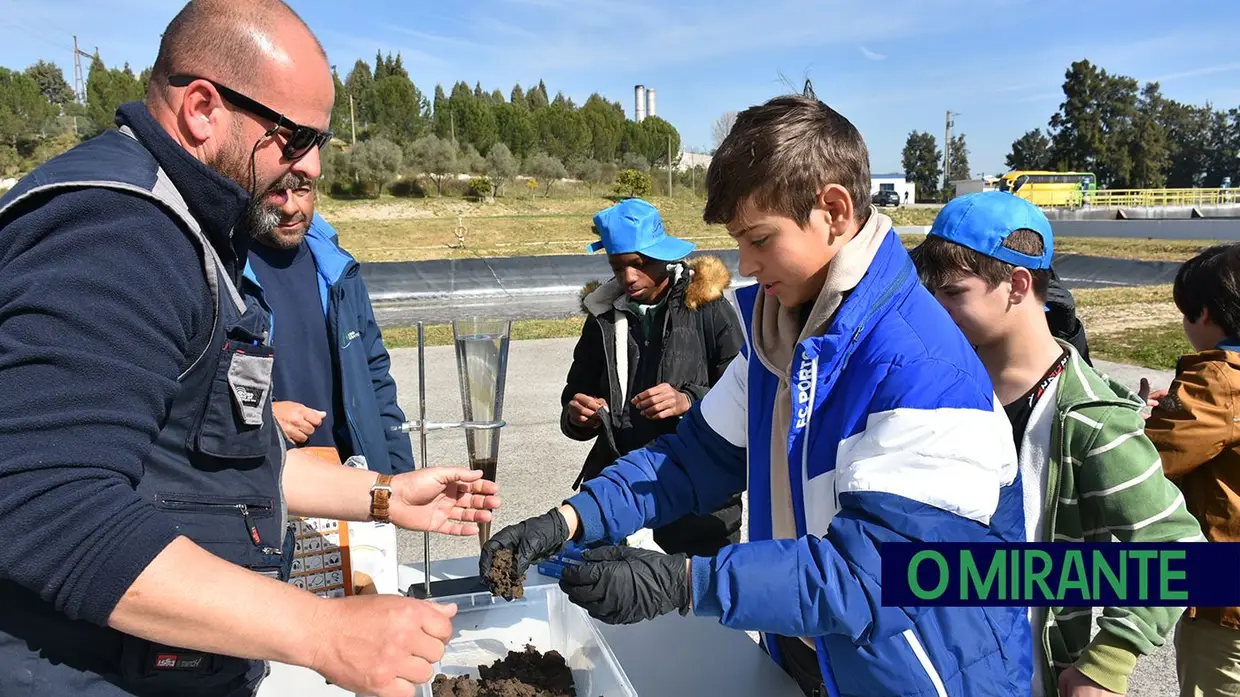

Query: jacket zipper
<box><xmin>330</xmin><ymin>284</ymin><xmax>363</xmax><ymax>456</ymax></box>
<box><xmin>159</xmin><ymin>497</ymin><xmax>281</xmax><ymax>555</ymax></box>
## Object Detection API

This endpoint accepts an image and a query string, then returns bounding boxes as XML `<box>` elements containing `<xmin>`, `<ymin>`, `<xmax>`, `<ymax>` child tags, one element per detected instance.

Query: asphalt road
<box><xmin>382</xmin><ymin>337</ymin><xmax>1182</xmax><ymax>697</ymax></box>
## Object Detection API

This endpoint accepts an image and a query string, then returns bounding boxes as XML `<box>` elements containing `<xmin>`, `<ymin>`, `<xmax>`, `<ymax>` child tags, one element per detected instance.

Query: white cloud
<box><xmin>860</xmin><ymin>46</ymin><xmax>887</xmax><ymax>61</ymax></box>
<box><xmin>1153</xmin><ymin>61</ymin><xmax>1240</xmax><ymax>84</ymax></box>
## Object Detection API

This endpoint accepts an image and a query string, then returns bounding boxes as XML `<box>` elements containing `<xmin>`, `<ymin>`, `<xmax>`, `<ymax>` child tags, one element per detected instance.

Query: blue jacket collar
<box><xmin>115</xmin><ymin>101</ymin><xmax>250</xmax><ymax>255</ymax></box>
<box><xmin>304</xmin><ymin>212</ymin><xmax>356</xmax><ymax>287</ymax></box>
<box><xmin>797</xmin><ymin>229</ymin><xmax>915</xmax><ymax>365</ymax></box>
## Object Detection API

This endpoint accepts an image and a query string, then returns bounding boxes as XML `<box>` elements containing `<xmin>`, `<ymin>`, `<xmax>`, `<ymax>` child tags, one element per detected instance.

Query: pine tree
<box><xmin>373</xmin><ymin>51</ymin><xmax>388</xmax><ymax>81</ymax></box>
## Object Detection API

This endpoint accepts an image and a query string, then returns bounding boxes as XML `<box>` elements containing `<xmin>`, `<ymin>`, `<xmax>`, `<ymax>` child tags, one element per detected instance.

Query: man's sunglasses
<box><xmin>169</xmin><ymin>75</ymin><xmax>333</xmax><ymax>161</ymax></box>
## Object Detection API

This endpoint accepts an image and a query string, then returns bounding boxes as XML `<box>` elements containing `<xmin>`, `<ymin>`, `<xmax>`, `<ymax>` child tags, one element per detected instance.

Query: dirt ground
<box><xmin>1078</xmin><ymin>301</ymin><xmax>1181</xmax><ymax>336</ymax></box>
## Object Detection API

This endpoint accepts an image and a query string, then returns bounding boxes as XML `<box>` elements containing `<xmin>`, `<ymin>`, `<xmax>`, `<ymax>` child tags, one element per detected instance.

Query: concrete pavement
<box><xmin>385</xmin><ymin>337</ymin><xmax>1182</xmax><ymax>697</ymax></box>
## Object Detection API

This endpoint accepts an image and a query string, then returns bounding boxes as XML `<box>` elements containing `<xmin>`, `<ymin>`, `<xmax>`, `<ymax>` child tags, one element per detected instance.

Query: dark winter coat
<box><xmin>1045</xmin><ymin>268</ymin><xmax>1092</xmax><ymax>366</ymax></box>
<box><xmin>561</xmin><ymin>255</ymin><xmax>745</xmax><ymax>487</ymax></box>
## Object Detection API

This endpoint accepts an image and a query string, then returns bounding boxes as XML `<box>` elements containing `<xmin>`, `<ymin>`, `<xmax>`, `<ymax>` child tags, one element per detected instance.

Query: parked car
<box><xmin>872</xmin><ymin>190</ymin><xmax>901</xmax><ymax>207</ymax></box>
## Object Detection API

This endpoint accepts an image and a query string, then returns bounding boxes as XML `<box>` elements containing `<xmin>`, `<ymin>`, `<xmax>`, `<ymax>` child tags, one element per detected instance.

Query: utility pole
<box><xmin>667</xmin><ymin>134</ymin><xmax>673</xmax><ymax>196</ymax></box>
<box><xmin>942</xmin><ymin>111</ymin><xmax>957</xmax><ymax>201</ymax></box>
<box><xmin>72</xmin><ymin>36</ymin><xmax>94</xmax><ymax>104</ymax></box>
<box><xmin>450</xmin><ymin>112</ymin><xmax>456</xmax><ymax>145</ymax></box>
<box><xmin>348</xmin><ymin>94</ymin><xmax>357</xmax><ymax>145</ymax></box>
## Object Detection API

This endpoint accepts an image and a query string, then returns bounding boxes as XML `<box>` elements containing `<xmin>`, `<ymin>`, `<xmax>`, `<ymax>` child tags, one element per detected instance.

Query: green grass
<box><xmin>382</xmin><ymin>317</ymin><xmax>587</xmax><ymax>348</ymax></box>
<box><xmin>321</xmin><ymin>193</ymin><xmax>941</xmax><ymax>262</ymax></box>
<box><xmin>1091</xmin><ymin>322</ymin><xmax>1191</xmax><ymax>370</ymax></box>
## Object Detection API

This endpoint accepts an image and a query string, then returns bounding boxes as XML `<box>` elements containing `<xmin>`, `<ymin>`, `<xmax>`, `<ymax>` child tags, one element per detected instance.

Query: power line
<box><xmin>0</xmin><ymin>20</ymin><xmax>75</xmax><ymax>55</ymax></box>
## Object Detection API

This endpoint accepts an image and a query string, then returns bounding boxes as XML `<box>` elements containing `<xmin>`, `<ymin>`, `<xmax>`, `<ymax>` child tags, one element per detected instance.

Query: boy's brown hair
<box><xmin>912</xmin><ymin>229</ymin><xmax>1052</xmax><ymax>300</ymax></box>
<box><xmin>1173</xmin><ymin>242</ymin><xmax>1240</xmax><ymax>336</ymax></box>
<box><xmin>704</xmin><ymin>95</ymin><xmax>871</xmax><ymax>227</ymax></box>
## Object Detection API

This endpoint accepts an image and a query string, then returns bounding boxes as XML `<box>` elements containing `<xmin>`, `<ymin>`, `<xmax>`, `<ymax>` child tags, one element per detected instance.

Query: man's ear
<box><xmin>1200</xmin><ymin>307</ymin><xmax>1215</xmax><ymax>328</ymax></box>
<box><xmin>179</xmin><ymin>80</ymin><xmax>229</xmax><ymax>146</ymax></box>
<box><xmin>1009</xmin><ymin>267</ymin><xmax>1035</xmax><ymax>304</ymax></box>
<box><xmin>816</xmin><ymin>183</ymin><xmax>855</xmax><ymax>239</ymax></box>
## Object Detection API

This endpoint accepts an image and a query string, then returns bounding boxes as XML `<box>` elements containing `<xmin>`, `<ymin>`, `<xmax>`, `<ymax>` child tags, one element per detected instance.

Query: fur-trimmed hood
<box><xmin>578</xmin><ymin>255</ymin><xmax>731</xmax><ymax>317</ymax></box>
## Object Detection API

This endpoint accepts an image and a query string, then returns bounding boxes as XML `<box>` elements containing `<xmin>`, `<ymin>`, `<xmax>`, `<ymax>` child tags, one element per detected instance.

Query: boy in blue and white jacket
<box><xmin>481</xmin><ymin>95</ymin><xmax>1032</xmax><ymax>697</ymax></box>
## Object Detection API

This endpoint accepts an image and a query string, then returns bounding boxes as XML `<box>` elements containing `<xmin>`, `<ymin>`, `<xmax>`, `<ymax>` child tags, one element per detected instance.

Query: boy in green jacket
<box><xmin>912</xmin><ymin>192</ymin><xmax>1205</xmax><ymax>697</ymax></box>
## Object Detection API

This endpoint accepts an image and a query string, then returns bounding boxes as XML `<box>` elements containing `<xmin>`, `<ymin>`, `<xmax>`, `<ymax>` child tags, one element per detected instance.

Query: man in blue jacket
<box><xmin>482</xmin><ymin>94</ymin><xmax>1032</xmax><ymax>696</ymax></box>
<box><xmin>247</xmin><ymin>180</ymin><xmax>414</xmax><ymax>473</ymax></box>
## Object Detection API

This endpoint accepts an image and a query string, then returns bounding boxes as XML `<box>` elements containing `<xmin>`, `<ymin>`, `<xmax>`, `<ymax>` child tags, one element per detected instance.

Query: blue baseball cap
<box><xmin>928</xmin><ymin>191</ymin><xmax>1054</xmax><ymax>269</ymax></box>
<box><xmin>587</xmin><ymin>198</ymin><xmax>696</xmax><ymax>262</ymax></box>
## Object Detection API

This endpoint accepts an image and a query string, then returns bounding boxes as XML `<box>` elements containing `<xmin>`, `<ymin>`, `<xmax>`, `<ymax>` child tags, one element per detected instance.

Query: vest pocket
<box><xmin>193</xmin><ymin>339</ymin><xmax>274</xmax><ymax>459</ymax></box>
<box><xmin>155</xmin><ymin>493</ymin><xmax>286</xmax><ymax>574</ymax></box>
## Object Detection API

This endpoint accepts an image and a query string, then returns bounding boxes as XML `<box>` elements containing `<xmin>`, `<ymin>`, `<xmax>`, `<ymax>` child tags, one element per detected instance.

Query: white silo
<box><xmin>634</xmin><ymin>85</ymin><xmax>647</xmax><ymax>122</ymax></box>
<box><xmin>645</xmin><ymin>88</ymin><xmax>657</xmax><ymax>119</ymax></box>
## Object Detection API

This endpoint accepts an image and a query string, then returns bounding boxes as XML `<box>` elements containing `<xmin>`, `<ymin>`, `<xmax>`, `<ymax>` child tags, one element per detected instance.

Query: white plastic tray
<box><xmin>416</xmin><ymin>582</ymin><xmax>637</xmax><ymax>697</ymax></box>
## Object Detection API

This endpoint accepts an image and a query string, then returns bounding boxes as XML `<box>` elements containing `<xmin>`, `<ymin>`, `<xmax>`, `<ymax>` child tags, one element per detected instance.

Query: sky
<box><xmin>2</xmin><ymin>0</ymin><xmax>1238</xmax><ymax>177</ymax></box>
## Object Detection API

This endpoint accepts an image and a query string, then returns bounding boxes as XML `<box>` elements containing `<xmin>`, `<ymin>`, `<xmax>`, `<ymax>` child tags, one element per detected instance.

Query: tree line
<box><xmin>1005</xmin><ymin>59</ymin><xmax>1237</xmax><ymax>190</ymax></box>
<box><xmin>1</xmin><ymin>51</ymin><xmax>684</xmax><ymax>200</ymax></box>
<box><xmin>898</xmin><ymin>58</ymin><xmax>1237</xmax><ymax>200</ymax></box>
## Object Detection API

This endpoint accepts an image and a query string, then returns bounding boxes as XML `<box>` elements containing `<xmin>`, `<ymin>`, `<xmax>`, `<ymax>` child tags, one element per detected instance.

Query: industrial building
<box><xmin>634</xmin><ymin>84</ymin><xmax>657</xmax><ymax>122</ymax></box>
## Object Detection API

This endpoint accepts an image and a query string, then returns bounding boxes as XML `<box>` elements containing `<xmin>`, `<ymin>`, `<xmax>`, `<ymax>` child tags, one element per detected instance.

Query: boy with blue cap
<box><xmin>914</xmin><ymin>191</ymin><xmax>1203</xmax><ymax>697</ymax></box>
<box><xmin>560</xmin><ymin>197</ymin><xmax>745</xmax><ymax>556</ymax></box>
<box><xmin>485</xmin><ymin>96</ymin><xmax>1032</xmax><ymax>697</ymax></box>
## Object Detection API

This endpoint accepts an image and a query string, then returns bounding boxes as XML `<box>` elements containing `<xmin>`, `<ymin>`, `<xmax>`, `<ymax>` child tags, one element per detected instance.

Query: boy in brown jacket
<box><xmin>1145</xmin><ymin>242</ymin><xmax>1240</xmax><ymax>697</ymax></box>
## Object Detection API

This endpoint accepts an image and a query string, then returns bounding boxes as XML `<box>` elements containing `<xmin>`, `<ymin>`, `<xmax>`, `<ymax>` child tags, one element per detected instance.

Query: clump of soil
<box><xmin>431</xmin><ymin>645</ymin><xmax>578</xmax><ymax>697</ymax></box>
<box><xmin>486</xmin><ymin>548</ymin><xmax>526</xmax><ymax>600</ymax></box>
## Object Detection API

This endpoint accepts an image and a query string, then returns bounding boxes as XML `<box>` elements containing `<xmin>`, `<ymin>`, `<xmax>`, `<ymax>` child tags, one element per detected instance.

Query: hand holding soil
<box><xmin>480</xmin><ymin>509</ymin><xmax>571</xmax><ymax>601</ymax></box>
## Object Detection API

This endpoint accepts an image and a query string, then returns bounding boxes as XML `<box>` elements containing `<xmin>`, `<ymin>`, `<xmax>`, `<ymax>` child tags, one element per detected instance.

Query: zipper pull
<box><xmin>238</xmin><ymin>503</ymin><xmax>263</xmax><ymax>546</ymax></box>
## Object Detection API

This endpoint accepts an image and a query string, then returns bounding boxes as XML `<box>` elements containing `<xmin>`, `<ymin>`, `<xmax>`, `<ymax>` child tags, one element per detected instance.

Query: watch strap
<box><xmin>369</xmin><ymin>474</ymin><xmax>393</xmax><ymax>523</ymax></box>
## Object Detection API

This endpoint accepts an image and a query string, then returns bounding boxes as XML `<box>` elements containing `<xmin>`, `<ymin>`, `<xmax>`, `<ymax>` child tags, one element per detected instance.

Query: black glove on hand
<box><xmin>559</xmin><ymin>546</ymin><xmax>690</xmax><ymax>625</ymax></box>
<box><xmin>479</xmin><ymin>508</ymin><xmax>570</xmax><ymax>600</ymax></box>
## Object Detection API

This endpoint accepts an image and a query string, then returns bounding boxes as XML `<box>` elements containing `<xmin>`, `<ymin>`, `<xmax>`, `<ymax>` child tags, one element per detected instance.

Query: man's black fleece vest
<box><xmin>0</xmin><ymin>126</ymin><xmax>289</xmax><ymax>696</ymax></box>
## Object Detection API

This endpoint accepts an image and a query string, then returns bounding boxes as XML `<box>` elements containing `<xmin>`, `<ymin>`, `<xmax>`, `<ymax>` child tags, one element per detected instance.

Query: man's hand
<box><xmin>631</xmin><ymin>383</ymin><xmax>691</xmax><ymax>420</ymax></box>
<box><xmin>273</xmin><ymin>401</ymin><xmax>326</xmax><ymax>445</ymax></box>
<box><xmin>389</xmin><ymin>467</ymin><xmax>500</xmax><ymax>535</ymax></box>
<box><xmin>307</xmin><ymin>595</ymin><xmax>458</xmax><ymax>697</ymax></box>
<box><xmin>479</xmin><ymin>508</ymin><xmax>571</xmax><ymax>600</ymax></box>
<box><xmin>568</xmin><ymin>393</ymin><xmax>608</xmax><ymax>428</ymax></box>
<box><xmin>559</xmin><ymin>546</ymin><xmax>690</xmax><ymax>625</ymax></box>
<box><xmin>1057</xmin><ymin>666</ymin><xmax>1122</xmax><ymax>697</ymax></box>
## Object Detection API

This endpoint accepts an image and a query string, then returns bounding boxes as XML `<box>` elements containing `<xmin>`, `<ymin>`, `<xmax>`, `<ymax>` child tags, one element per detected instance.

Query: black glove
<box><xmin>559</xmin><ymin>546</ymin><xmax>691</xmax><ymax>625</ymax></box>
<box><xmin>479</xmin><ymin>508</ymin><xmax>570</xmax><ymax>600</ymax></box>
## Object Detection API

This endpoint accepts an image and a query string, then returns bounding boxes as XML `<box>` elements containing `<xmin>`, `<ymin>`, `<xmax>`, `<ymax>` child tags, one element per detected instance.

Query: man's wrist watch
<box><xmin>369</xmin><ymin>474</ymin><xmax>394</xmax><ymax>523</ymax></box>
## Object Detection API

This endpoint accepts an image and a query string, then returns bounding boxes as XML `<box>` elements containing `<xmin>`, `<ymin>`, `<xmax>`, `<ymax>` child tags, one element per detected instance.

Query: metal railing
<box><xmin>1033</xmin><ymin>188</ymin><xmax>1240</xmax><ymax>208</ymax></box>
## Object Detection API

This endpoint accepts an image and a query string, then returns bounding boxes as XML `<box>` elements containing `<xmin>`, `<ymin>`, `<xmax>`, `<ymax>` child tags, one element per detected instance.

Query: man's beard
<box><xmin>246</xmin><ymin>172</ymin><xmax>313</xmax><ymax>249</ymax></box>
<box><xmin>208</xmin><ymin>127</ymin><xmax>310</xmax><ymax>249</ymax></box>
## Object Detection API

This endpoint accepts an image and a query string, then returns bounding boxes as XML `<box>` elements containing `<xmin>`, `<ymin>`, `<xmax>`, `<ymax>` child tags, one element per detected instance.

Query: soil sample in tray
<box><xmin>431</xmin><ymin>644</ymin><xmax>578</xmax><ymax>697</ymax></box>
<box><xmin>485</xmin><ymin>548</ymin><xmax>526</xmax><ymax>600</ymax></box>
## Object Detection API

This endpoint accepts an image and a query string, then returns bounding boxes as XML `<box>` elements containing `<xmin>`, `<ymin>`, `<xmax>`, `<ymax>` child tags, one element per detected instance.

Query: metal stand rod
<box><xmin>392</xmin><ymin>420</ymin><xmax>506</xmax><ymax>433</ymax></box>
<box><xmin>410</xmin><ymin>320</ymin><xmax>508</xmax><ymax>598</ymax></box>
<box><xmin>417</xmin><ymin>323</ymin><xmax>431</xmax><ymax>598</ymax></box>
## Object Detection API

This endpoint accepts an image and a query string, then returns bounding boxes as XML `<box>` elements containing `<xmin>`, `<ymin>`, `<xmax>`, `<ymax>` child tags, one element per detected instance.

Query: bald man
<box><xmin>0</xmin><ymin>2</ymin><xmax>497</xmax><ymax>696</ymax></box>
